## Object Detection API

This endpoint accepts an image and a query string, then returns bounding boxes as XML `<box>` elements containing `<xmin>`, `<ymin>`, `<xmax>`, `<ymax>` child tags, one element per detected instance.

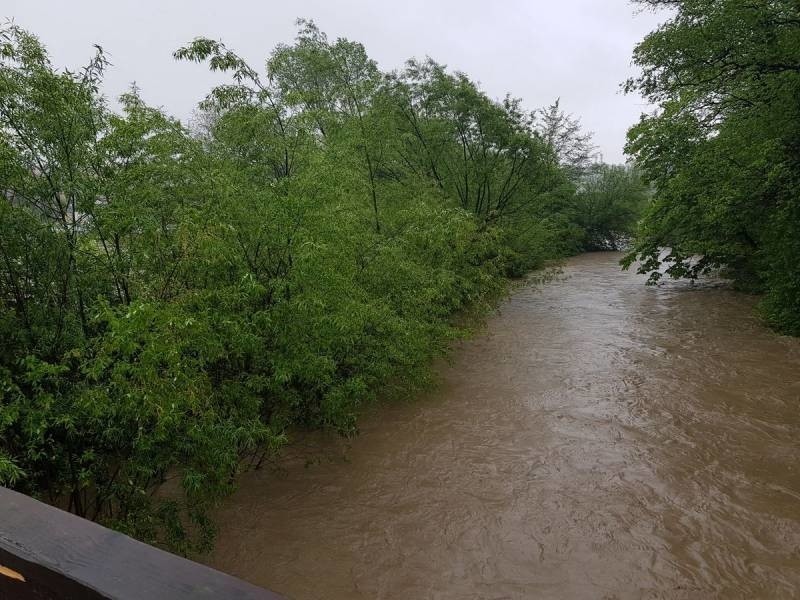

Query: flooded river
<box><xmin>208</xmin><ymin>252</ymin><xmax>800</xmax><ymax>599</ymax></box>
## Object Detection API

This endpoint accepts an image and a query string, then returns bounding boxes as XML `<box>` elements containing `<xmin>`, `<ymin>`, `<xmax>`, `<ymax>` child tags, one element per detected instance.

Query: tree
<box><xmin>268</xmin><ymin>20</ymin><xmax>388</xmax><ymax>232</ymax></box>
<box><xmin>573</xmin><ymin>164</ymin><xmax>649</xmax><ymax>250</ymax></box>
<box><xmin>0</xmin><ymin>24</ymin><xmax>271</xmax><ymax>552</ymax></box>
<box><xmin>622</xmin><ymin>0</ymin><xmax>800</xmax><ymax>334</ymax></box>
<box><xmin>390</xmin><ymin>59</ymin><xmax>560</xmax><ymax>224</ymax></box>
<box><xmin>1</xmin><ymin>20</ymin><xmax>598</xmax><ymax>554</ymax></box>
<box><xmin>536</xmin><ymin>99</ymin><xmax>596</xmax><ymax>178</ymax></box>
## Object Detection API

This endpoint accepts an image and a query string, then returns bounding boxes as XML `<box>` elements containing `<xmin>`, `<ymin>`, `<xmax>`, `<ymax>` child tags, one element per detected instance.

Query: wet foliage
<box><xmin>623</xmin><ymin>0</ymin><xmax>800</xmax><ymax>334</ymax></box>
<box><xmin>0</xmin><ymin>21</ymin><xmax>641</xmax><ymax>550</ymax></box>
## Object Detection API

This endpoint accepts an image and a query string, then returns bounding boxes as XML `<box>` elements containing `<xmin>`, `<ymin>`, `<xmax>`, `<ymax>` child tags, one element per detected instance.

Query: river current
<box><xmin>208</xmin><ymin>252</ymin><xmax>800</xmax><ymax>599</ymax></box>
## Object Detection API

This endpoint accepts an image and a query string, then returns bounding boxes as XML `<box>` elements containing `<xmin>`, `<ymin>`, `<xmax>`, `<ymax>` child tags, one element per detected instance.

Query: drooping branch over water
<box><xmin>622</xmin><ymin>0</ymin><xmax>800</xmax><ymax>334</ymax></box>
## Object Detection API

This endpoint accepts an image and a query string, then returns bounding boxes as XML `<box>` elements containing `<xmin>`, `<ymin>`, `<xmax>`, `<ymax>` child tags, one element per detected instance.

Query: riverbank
<box><xmin>205</xmin><ymin>252</ymin><xmax>800</xmax><ymax>599</ymax></box>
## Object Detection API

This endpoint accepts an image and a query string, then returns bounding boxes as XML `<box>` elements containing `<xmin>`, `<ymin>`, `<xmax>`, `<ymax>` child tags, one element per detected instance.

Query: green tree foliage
<box><xmin>0</xmin><ymin>25</ymin><xmax>272</xmax><ymax>552</ymax></box>
<box><xmin>574</xmin><ymin>164</ymin><xmax>650</xmax><ymax>250</ymax></box>
<box><xmin>536</xmin><ymin>99</ymin><xmax>596</xmax><ymax>179</ymax></box>
<box><xmin>622</xmin><ymin>0</ymin><xmax>800</xmax><ymax>334</ymax></box>
<box><xmin>0</xmin><ymin>20</ymin><xmax>635</xmax><ymax>550</ymax></box>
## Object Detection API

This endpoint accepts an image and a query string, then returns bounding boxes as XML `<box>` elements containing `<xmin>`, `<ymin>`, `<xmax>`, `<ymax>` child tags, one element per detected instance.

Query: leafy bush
<box><xmin>0</xmin><ymin>21</ymin><xmax>609</xmax><ymax>550</ymax></box>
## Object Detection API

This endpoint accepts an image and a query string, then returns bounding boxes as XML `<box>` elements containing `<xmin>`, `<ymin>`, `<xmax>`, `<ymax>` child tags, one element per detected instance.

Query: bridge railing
<box><xmin>0</xmin><ymin>486</ymin><xmax>284</xmax><ymax>599</ymax></box>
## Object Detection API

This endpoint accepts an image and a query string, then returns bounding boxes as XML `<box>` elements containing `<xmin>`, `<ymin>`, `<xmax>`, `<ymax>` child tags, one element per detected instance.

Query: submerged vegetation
<box><xmin>0</xmin><ymin>21</ymin><xmax>645</xmax><ymax>550</ymax></box>
<box><xmin>623</xmin><ymin>0</ymin><xmax>800</xmax><ymax>335</ymax></box>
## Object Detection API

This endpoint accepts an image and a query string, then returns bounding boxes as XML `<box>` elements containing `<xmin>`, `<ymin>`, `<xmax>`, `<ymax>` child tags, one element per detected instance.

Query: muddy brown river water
<box><xmin>208</xmin><ymin>252</ymin><xmax>800</xmax><ymax>599</ymax></box>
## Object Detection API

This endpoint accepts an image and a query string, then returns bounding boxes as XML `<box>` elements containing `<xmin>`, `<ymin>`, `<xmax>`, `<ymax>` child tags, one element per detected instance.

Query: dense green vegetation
<box><xmin>0</xmin><ymin>21</ymin><xmax>643</xmax><ymax>551</ymax></box>
<box><xmin>623</xmin><ymin>0</ymin><xmax>800</xmax><ymax>334</ymax></box>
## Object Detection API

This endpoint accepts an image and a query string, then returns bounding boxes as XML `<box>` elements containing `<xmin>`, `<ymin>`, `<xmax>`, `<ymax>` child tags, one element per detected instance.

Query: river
<box><xmin>208</xmin><ymin>252</ymin><xmax>800</xmax><ymax>599</ymax></box>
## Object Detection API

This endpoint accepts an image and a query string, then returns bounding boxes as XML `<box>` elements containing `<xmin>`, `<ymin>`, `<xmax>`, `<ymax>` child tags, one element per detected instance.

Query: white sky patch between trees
<box><xmin>4</xmin><ymin>0</ymin><xmax>665</xmax><ymax>164</ymax></box>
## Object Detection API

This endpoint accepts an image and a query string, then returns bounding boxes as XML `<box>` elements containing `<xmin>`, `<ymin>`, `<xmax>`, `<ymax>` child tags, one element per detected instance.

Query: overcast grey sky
<box><xmin>5</xmin><ymin>1</ymin><xmax>664</xmax><ymax>163</ymax></box>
